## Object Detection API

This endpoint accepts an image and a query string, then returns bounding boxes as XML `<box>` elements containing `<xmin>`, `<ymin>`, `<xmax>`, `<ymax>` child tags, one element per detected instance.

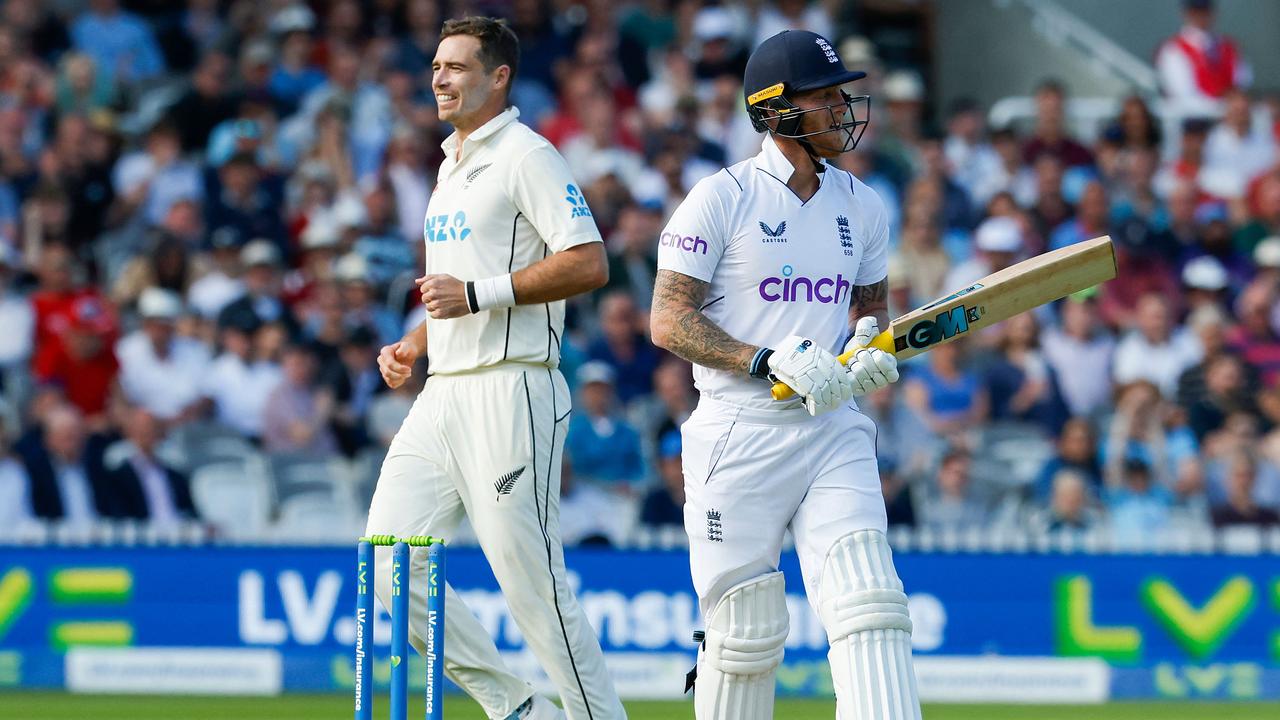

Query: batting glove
<box><xmin>760</xmin><ymin>335</ymin><xmax>855</xmax><ymax>416</ymax></box>
<box><xmin>843</xmin><ymin>317</ymin><xmax>900</xmax><ymax>396</ymax></box>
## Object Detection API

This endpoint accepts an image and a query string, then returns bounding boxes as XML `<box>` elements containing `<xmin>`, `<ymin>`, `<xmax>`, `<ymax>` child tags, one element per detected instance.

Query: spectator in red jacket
<box><xmin>1156</xmin><ymin>0</ymin><xmax>1252</xmax><ymax>118</ymax></box>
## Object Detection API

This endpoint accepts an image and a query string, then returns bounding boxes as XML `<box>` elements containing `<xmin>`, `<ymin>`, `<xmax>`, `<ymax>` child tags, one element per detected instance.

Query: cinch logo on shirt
<box><xmin>424</xmin><ymin>211</ymin><xmax>472</xmax><ymax>243</ymax></box>
<box><xmin>758</xmin><ymin>264</ymin><xmax>851</xmax><ymax>304</ymax></box>
<box><xmin>565</xmin><ymin>184</ymin><xmax>593</xmax><ymax>218</ymax></box>
<box><xmin>659</xmin><ymin>232</ymin><xmax>708</xmax><ymax>254</ymax></box>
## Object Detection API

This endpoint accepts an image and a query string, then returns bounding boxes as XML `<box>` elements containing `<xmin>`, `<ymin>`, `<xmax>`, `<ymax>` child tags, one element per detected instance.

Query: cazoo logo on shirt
<box><xmin>659</xmin><ymin>232</ymin><xmax>708</xmax><ymax>254</ymax></box>
<box><xmin>758</xmin><ymin>264</ymin><xmax>851</xmax><ymax>304</ymax></box>
<box><xmin>425</xmin><ymin>211</ymin><xmax>472</xmax><ymax>242</ymax></box>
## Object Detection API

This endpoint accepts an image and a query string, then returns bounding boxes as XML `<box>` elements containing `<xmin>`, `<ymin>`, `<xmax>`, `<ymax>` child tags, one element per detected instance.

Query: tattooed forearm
<box><xmin>651</xmin><ymin>269</ymin><xmax>758</xmax><ymax>374</ymax></box>
<box><xmin>849</xmin><ymin>278</ymin><xmax>890</xmax><ymax>330</ymax></box>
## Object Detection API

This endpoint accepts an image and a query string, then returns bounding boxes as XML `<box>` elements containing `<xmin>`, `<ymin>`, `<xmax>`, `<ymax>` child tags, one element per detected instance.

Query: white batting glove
<box><xmin>764</xmin><ymin>335</ymin><xmax>855</xmax><ymax>416</ymax></box>
<box><xmin>842</xmin><ymin>317</ymin><xmax>900</xmax><ymax>396</ymax></box>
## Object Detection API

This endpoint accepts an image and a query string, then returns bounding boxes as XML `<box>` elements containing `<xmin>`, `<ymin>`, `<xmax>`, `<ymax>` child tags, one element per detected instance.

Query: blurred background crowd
<box><xmin>0</xmin><ymin>0</ymin><xmax>1278</xmax><ymax>549</ymax></box>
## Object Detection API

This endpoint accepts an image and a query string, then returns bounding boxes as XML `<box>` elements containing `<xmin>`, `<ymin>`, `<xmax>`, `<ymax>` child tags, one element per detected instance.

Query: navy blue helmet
<box><xmin>743</xmin><ymin>30</ymin><xmax>870</xmax><ymax>154</ymax></box>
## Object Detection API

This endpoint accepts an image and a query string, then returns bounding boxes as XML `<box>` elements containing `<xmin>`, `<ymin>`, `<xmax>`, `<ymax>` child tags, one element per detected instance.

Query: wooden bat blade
<box><xmin>770</xmin><ymin>235</ymin><xmax>1116</xmax><ymax>401</ymax></box>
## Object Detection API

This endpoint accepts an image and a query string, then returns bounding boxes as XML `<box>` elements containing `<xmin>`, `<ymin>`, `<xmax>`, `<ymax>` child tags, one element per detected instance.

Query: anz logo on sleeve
<box><xmin>566</xmin><ymin>184</ymin><xmax>593</xmax><ymax>219</ymax></box>
<box><xmin>424</xmin><ymin>211</ymin><xmax>472</xmax><ymax>243</ymax></box>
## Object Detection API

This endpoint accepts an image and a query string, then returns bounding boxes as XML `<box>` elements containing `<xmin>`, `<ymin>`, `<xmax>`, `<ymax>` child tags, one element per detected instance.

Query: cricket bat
<box><xmin>770</xmin><ymin>235</ymin><xmax>1117</xmax><ymax>400</ymax></box>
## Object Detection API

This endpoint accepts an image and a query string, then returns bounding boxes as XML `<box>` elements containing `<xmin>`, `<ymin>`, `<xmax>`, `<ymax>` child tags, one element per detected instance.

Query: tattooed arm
<box><xmin>650</xmin><ymin>269</ymin><xmax>759</xmax><ymax>374</ymax></box>
<box><xmin>848</xmin><ymin>278</ymin><xmax>891</xmax><ymax>337</ymax></box>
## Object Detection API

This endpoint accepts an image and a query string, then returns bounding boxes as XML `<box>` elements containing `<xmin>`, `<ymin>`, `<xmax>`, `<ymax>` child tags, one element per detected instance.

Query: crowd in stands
<box><xmin>0</xmin><ymin>0</ymin><xmax>1278</xmax><ymax>547</ymax></box>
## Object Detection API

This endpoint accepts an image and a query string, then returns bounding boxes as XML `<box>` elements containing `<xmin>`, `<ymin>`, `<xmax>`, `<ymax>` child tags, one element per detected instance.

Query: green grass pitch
<box><xmin>6</xmin><ymin>693</ymin><xmax>1280</xmax><ymax>719</ymax></box>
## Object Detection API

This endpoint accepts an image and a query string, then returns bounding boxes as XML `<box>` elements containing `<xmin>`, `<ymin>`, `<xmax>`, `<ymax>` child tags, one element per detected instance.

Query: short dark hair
<box><xmin>441</xmin><ymin>16</ymin><xmax>520</xmax><ymax>92</ymax></box>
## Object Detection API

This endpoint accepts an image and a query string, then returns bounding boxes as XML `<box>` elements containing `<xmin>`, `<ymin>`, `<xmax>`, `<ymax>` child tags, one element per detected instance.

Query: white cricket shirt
<box><xmin>424</xmin><ymin>107</ymin><xmax>603</xmax><ymax>374</ymax></box>
<box><xmin>657</xmin><ymin>135</ymin><xmax>889</xmax><ymax>412</ymax></box>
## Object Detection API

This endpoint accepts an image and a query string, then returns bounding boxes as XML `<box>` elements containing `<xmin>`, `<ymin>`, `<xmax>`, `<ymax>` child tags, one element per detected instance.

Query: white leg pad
<box><xmin>694</xmin><ymin>571</ymin><xmax>789</xmax><ymax>720</ymax></box>
<box><xmin>820</xmin><ymin>530</ymin><xmax>921</xmax><ymax>720</ymax></box>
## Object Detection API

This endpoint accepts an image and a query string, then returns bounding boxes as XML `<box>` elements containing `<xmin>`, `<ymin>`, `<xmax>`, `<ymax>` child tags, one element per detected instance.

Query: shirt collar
<box><xmin>441</xmin><ymin>106</ymin><xmax>520</xmax><ymax>155</ymax></box>
<box><xmin>756</xmin><ymin>133</ymin><xmax>826</xmax><ymax>183</ymax></box>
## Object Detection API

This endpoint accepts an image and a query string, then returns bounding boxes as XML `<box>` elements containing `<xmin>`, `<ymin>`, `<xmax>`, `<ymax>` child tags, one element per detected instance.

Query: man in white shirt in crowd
<box><xmin>1155</xmin><ymin>0</ymin><xmax>1251</xmax><ymax>119</ymax></box>
<box><xmin>1113</xmin><ymin>292</ymin><xmax>1204</xmax><ymax>397</ymax></box>
<box><xmin>116</xmin><ymin>287</ymin><xmax>211</xmax><ymax>426</ymax></box>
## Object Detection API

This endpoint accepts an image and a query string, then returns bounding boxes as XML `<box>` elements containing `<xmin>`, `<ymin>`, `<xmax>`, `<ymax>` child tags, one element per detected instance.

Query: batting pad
<box><xmin>694</xmin><ymin>571</ymin><xmax>789</xmax><ymax>720</ymax></box>
<box><xmin>820</xmin><ymin>530</ymin><xmax>921</xmax><ymax>720</ymax></box>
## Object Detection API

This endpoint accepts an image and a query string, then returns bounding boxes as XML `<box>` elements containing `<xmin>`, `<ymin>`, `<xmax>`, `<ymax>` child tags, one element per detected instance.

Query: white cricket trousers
<box><xmin>365</xmin><ymin>364</ymin><xmax>626</xmax><ymax>720</ymax></box>
<box><xmin>681</xmin><ymin>396</ymin><xmax>887</xmax><ymax>615</ymax></box>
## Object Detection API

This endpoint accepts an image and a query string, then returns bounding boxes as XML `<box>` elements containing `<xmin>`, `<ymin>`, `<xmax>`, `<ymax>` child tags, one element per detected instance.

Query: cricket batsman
<box><xmin>650</xmin><ymin>30</ymin><xmax>921</xmax><ymax>719</ymax></box>
<box><xmin>367</xmin><ymin>17</ymin><xmax>626</xmax><ymax>720</ymax></box>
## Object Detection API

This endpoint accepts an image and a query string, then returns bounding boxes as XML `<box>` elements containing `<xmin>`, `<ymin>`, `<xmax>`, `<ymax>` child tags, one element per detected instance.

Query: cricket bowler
<box><xmin>367</xmin><ymin>17</ymin><xmax>626</xmax><ymax>720</ymax></box>
<box><xmin>650</xmin><ymin>30</ymin><xmax>922</xmax><ymax>719</ymax></box>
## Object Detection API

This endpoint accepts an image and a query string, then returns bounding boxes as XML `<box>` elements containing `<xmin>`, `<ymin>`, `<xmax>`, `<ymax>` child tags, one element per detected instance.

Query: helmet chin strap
<box><xmin>796</xmin><ymin>137</ymin><xmax>825</xmax><ymax>174</ymax></box>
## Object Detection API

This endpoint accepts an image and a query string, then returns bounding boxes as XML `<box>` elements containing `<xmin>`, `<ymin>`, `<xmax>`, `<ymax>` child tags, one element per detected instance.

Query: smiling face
<box><xmin>431</xmin><ymin>34</ymin><xmax>509</xmax><ymax>130</ymax></box>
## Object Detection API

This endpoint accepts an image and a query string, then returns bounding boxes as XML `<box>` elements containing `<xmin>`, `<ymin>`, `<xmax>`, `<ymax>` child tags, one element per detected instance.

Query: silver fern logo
<box><xmin>495</xmin><ymin>466</ymin><xmax>525</xmax><ymax>500</ymax></box>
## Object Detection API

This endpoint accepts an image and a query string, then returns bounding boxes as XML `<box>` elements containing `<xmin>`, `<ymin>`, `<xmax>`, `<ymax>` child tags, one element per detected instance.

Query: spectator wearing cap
<box><xmin>0</xmin><ymin>245</ymin><xmax>34</xmax><ymax>388</ymax></box>
<box><xmin>204</xmin><ymin>153</ymin><xmax>286</xmax><ymax>257</ymax></box>
<box><xmin>1234</xmin><ymin>175</ymin><xmax>1280</xmax><ymax>255</ymax></box>
<box><xmin>1022</xmin><ymin>80</ymin><xmax>1094</xmax><ymax>168</ymax></box>
<box><xmin>1253</xmin><ymin>237</ymin><xmax>1280</xmax><ymax>289</ymax></box>
<box><xmin>70</xmin><ymin>0</ymin><xmax>165</xmax><ymax>84</ymax></box>
<box><xmin>267</xmin><ymin>5</ymin><xmax>324</xmax><ymax>115</ymax></box>
<box><xmin>944</xmin><ymin>97</ymin><xmax>1005</xmax><ymax>209</ymax></box>
<box><xmin>690</xmin><ymin>7</ymin><xmax>748</xmax><ymax>81</ymax></box>
<box><xmin>1183</xmin><ymin>202</ymin><xmax>1252</xmax><ymax>287</ymax></box>
<box><xmin>110</xmin><ymin>121</ymin><xmax>203</xmax><ymax>228</ymax></box>
<box><xmin>205</xmin><ymin>99</ymin><xmax>271</xmax><ymax>170</ymax></box>
<box><xmin>116</xmin><ymin>287</ymin><xmax>211</xmax><ymax>425</ymax></box>
<box><xmin>166</xmin><ymin>51</ymin><xmax>241</xmax><ymax>153</ymax></box>
<box><xmin>321</xmin><ymin>325</ymin><xmax>382</xmax><ymax>456</ymax></box>
<box><xmin>29</xmin><ymin>246</ymin><xmax>118</xmax><ymax>420</ymax></box>
<box><xmin>202</xmin><ymin>313</ymin><xmax>282</xmax><ymax>441</ymax></box>
<box><xmin>1180</xmin><ymin>255</ymin><xmax>1231</xmax><ymax>314</ymax></box>
<box><xmin>104</xmin><ymin>406</ymin><xmax>198</xmax><ymax>527</ymax></box>
<box><xmin>1113</xmin><ymin>293</ymin><xmax>1203</xmax><ymax>397</ymax></box>
<box><xmin>218</xmin><ymin>239</ymin><xmax>295</xmax><ymax>335</ymax></box>
<box><xmin>187</xmin><ymin>227</ymin><xmax>247</xmax><ymax>320</ymax></box>
<box><xmin>1042</xmin><ymin>291</ymin><xmax>1115</xmax><ymax>418</ymax></box>
<box><xmin>1049</xmin><ymin>181</ymin><xmax>1111</xmax><ymax>252</ymax></box>
<box><xmin>1226</xmin><ymin>280</ymin><xmax>1280</xmax><ymax>387</ymax></box>
<box><xmin>334</xmin><ymin>253</ymin><xmax>401</xmax><ymax>347</ymax></box>
<box><xmin>1211</xmin><ymin>453</ymin><xmax>1280</xmax><ymax>527</ymax></box>
<box><xmin>565</xmin><ymin>361</ymin><xmax>645</xmax><ymax>491</ymax></box>
<box><xmin>877</xmin><ymin>70</ymin><xmax>927</xmax><ymax>188</ymax></box>
<box><xmin>1156</xmin><ymin>0</ymin><xmax>1251</xmax><ymax>118</ymax></box>
<box><xmin>1201</xmin><ymin>89</ymin><xmax>1277</xmax><ymax>199</ymax></box>
<box><xmin>587</xmin><ymin>291</ymin><xmax>661</xmax><ymax>406</ymax></box>
<box><xmin>261</xmin><ymin>344</ymin><xmax>337</xmax><ymax>456</ymax></box>
<box><xmin>640</xmin><ymin>430</ymin><xmax>685</xmax><ymax>529</ymax></box>
<box><xmin>282</xmin><ymin>218</ymin><xmax>340</xmax><ymax>309</ymax></box>
<box><xmin>944</xmin><ymin>215</ymin><xmax>1023</xmax><ymax>292</ymax></box>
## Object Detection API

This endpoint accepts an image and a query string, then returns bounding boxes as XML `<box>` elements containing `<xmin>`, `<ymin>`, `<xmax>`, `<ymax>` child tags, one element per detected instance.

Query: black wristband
<box><xmin>749</xmin><ymin>347</ymin><xmax>774</xmax><ymax>381</ymax></box>
<box><xmin>464</xmin><ymin>280</ymin><xmax>479</xmax><ymax>314</ymax></box>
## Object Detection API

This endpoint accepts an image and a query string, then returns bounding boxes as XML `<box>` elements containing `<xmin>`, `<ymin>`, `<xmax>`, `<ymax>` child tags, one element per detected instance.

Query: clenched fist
<box><xmin>378</xmin><ymin>338</ymin><xmax>422</xmax><ymax>389</ymax></box>
<box><xmin>417</xmin><ymin>274</ymin><xmax>469</xmax><ymax>319</ymax></box>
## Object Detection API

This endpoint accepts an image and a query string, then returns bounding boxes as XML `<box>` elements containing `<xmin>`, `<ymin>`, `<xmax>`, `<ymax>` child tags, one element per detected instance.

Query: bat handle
<box><xmin>769</xmin><ymin>329</ymin><xmax>895</xmax><ymax>401</ymax></box>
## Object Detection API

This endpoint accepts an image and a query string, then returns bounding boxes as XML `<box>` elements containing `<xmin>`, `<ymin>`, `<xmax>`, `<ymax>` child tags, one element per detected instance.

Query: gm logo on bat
<box><xmin>895</xmin><ymin>304</ymin><xmax>985</xmax><ymax>351</ymax></box>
